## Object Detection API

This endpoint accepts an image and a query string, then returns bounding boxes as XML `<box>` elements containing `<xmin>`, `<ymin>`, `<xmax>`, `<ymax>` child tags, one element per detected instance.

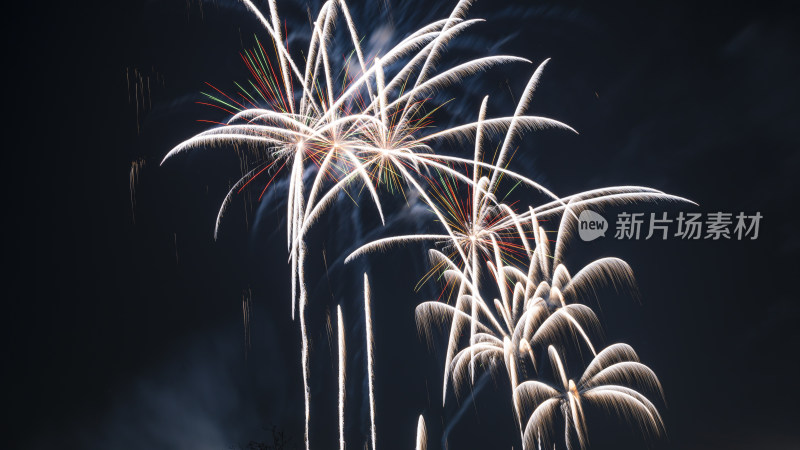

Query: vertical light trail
<box><xmin>364</xmin><ymin>274</ymin><xmax>377</xmax><ymax>450</ymax></box>
<box><xmin>299</xmin><ymin>241</ymin><xmax>310</xmax><ymax>450</ymax></box>
<box><xmin>337</xmin><ymin>304</ymin><xmax>346</xmax><ymax>450</ymax></box>
<box><xmin>415</xmin><ymin>415</ymin><xmax>427</xmax><ymax>450</ymax></box>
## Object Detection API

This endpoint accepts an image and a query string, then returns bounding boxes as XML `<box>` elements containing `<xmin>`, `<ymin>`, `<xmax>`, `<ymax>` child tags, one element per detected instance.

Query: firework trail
<box><xmin>337</xmin><ymin>304</ymin><xmax>346</xmax><ymax>450</ymax></box>
<box><xmin>242</xmin><ymin>288</ymin><xmax>253</xmax><ymax>359</ymax></box>
<box><xmin>129</xmin><ymin>158</ymin><xmax>145</xmax><ymax>223</ymax></box>
<box><xmin>418</xmin><ymin>203</ymin><xmax>672</xmax><ymax>449</ymax></box>
<box><xmin>364</xmin><ymin>273</ymin><xmax>377</xmax><ymax>450</ymax></box>
<box><xmin>415</xmin><ymin>415</ymin><xmax>427</xmax><ymax>450</ymax></box>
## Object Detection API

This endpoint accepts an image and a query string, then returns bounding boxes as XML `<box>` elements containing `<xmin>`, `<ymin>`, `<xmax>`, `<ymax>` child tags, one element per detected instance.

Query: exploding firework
<box><xmin>514</xmin><ymin>345</ymin><xmax>665</xmax><ymax>449</ymax></box>
<box><xmin>160</xmin><ymin>0</ymin><xmax>690</xmax><ymax>448</ymax></box>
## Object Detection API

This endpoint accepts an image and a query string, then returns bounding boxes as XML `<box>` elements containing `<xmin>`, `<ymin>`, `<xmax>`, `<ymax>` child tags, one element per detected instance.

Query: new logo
<box><xmin>578</xmin><ymin>210</ymin><xmax>607</xmax><ymax>241</ymax></box>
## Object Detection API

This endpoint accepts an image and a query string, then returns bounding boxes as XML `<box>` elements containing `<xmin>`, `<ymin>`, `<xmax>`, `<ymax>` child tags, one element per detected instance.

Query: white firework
<box><xmin>514</xmin><ymin>345</ymin><xmax>665</xmax><ymax>450</ymax></box>
<box><xmin>159</xmin><ymin>1</ymin><xmax>689</xmax><ymax>448</ymax></box>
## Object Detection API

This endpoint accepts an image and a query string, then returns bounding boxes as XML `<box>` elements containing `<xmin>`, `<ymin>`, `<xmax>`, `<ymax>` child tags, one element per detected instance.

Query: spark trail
<box><xmin>364</xmin><ymin>274</ymin><xmax>377</xmax><ymax>450</ymax></box>
<box><xmin>337</xmin><ymin>304</ymin><xmax>346</xmax><ymax>450</ymax></box>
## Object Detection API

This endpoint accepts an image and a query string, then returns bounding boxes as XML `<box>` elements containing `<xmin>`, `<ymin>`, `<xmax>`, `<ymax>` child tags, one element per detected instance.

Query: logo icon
<box><xmin>578</xmin><ymin>210</ymin><xmax>607</xmax><ymax>241</ymax></box>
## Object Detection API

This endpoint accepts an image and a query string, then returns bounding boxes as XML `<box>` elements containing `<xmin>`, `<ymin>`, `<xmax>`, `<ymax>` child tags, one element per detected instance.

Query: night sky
<box><xmin>6</xmin><ymin>0</ymin><xmax>800</xmax><ymax>449</ymax></box>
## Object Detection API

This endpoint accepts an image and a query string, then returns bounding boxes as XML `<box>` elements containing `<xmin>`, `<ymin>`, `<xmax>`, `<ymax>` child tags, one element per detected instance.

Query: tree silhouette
<box><xmin>230</xmin><ymin>425</ymin><xmax>297</xmax><ymax>450</ymax></box>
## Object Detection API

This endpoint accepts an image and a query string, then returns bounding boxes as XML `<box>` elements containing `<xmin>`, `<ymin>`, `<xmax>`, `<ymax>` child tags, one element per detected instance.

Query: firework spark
<box><xmin>129</xmin><ymin>158</ymin><xmax>145</xmax><ymax>223</ymax></box>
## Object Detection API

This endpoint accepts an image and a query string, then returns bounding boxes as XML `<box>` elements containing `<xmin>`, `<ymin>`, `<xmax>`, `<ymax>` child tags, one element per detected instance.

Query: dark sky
<box><xmin>6</xmin><ymin>0</ymin><xmax>800</xmax><ymax>449</ymax></box>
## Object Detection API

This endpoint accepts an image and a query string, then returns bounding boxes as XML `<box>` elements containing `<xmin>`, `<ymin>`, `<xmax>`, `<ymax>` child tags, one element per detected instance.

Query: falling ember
<box><xmin>129</xmin><ymin>158</ymin><xmax>145</xmax><ymax>223</ymax></box>
<box><xmin>242</xmin><ymin>288</ymin><xmax>252</xmax><ymax>359</ymax></box>
<box><xmin>126</xmin><ymin>67</ymin><xmax>163</xmax><ymax>134</ymax></box>
<box><xmin>173</xmin><ymin>232</ymin><xmax>178</xmax><ymax>265</ymax></box>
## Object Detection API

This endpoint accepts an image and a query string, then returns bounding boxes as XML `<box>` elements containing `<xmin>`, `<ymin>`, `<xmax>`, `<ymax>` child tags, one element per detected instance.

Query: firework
<box><xmin>161</xmin><ymin>0</ymin><xmax>689</xmax><ymax>448</ymax></box>
<box><xmin>345</xmin><ymin>89</ymin><xmax>690</xmax><ymax>447</ymax></box>
<box><xmin>408</xmin><ymin>206</ymin><xmax>666</xmax><ymax>450</ymax></box>
<box><xmin>514</xmin><ymin>345</ymin><xmax>664</xmax><ymax>449</ymax></box>
<box><xmin>414</xmin><ymin>203</ymin><xmax>672</xmax><ymax>450</ymax></box>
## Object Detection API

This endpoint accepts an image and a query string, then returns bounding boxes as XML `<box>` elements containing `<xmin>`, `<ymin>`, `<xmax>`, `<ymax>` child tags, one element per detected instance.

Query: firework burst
<box><xmin>160</xmin><ymin>0</ymin><xmax>691</xmax><ymax>448</ymax></box>
<box><xmin>515</xmin><ymin>345</ymin><xmax>665</xmax><ymax>450</ymax></box>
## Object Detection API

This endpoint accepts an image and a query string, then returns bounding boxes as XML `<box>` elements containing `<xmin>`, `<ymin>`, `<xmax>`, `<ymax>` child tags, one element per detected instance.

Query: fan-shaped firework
<box><xmin>515</xmin><ymin>345</ymin><xmax>665</xmax><ymax>450</ymax></box>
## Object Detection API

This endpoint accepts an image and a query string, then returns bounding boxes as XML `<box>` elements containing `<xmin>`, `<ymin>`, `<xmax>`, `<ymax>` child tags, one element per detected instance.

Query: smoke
<box><xmin>25</xmin><ymin>322</ymin><xmax>296</xmax><ymax>450</ymax></box>
<box><xmin>440</xmin><ymin>371</ymin><xmax>492</xmax><ymax>448</ymax></box>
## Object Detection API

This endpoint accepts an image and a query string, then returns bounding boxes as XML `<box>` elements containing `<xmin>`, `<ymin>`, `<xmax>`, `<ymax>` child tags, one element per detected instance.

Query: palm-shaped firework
<box><xmin>515</xmin><ymin>345</ymin><xmax>665</xmax><ymax>450</ymax></box>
